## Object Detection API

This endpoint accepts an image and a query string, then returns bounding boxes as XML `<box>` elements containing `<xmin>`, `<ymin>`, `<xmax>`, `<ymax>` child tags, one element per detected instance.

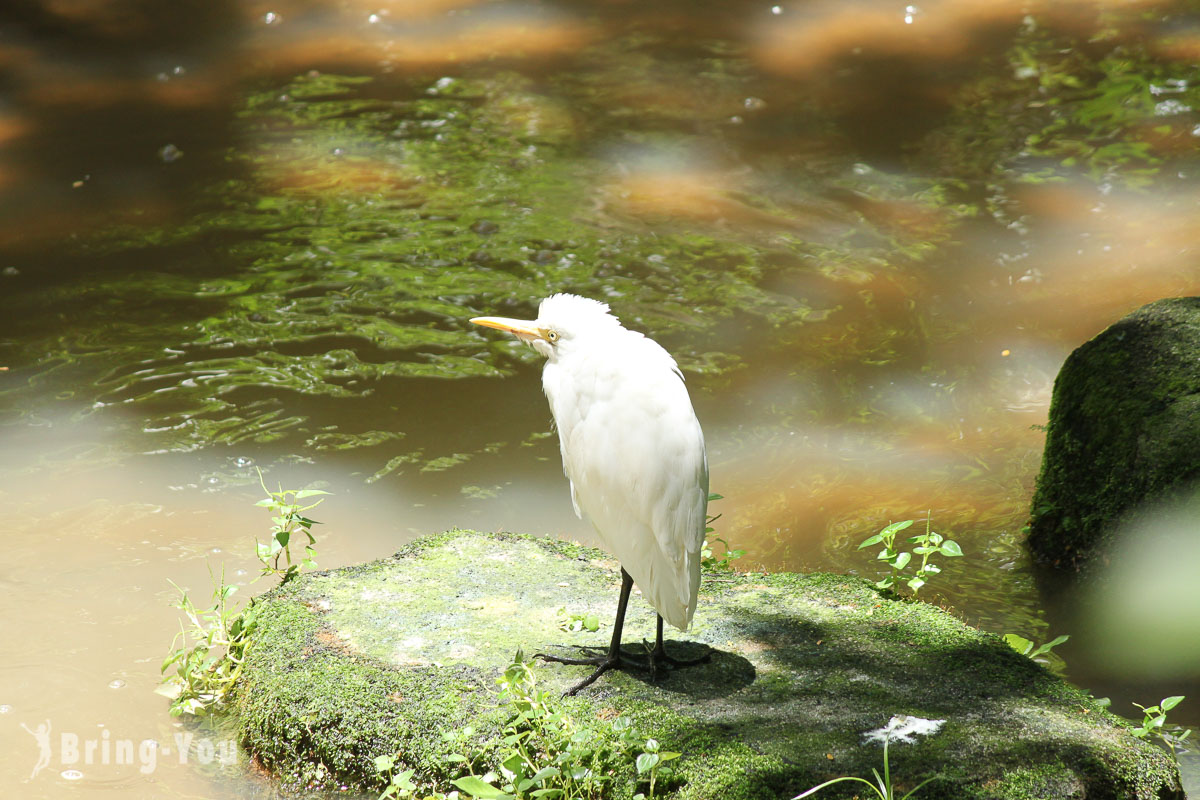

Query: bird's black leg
<box><xmin>647</xmin><ymin>614</ymin><xmax>711</xmax><ymax>681</ymax></box>
<box><xmin>535</xmin><ymin>568</ymin><xmax>635</xmax><ymax>695</ymax></box>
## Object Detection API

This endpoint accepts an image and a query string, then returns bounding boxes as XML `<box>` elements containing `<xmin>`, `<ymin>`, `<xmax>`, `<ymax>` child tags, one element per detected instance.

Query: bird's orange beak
<box><xmin>470</xmin><ymin>316</ymin><xmax>545</xmax><ymax>341</ymax></box>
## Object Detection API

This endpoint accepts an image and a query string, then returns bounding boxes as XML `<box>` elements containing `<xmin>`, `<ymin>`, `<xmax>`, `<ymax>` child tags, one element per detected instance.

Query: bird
<box><xmin>471</xmin><ymin>293</ymin><xmax>711</xmax><ymax>694</ymax></box>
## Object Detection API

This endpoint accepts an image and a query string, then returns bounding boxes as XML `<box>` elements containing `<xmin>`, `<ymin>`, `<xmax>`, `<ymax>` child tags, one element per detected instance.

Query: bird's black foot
<box><xmin>534</xmin><ymin>650</ymin><xmax>624</xmax><ymax>696</ymax></box>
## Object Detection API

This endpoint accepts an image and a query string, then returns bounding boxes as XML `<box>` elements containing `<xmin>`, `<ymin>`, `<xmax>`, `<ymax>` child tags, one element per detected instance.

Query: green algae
<box><xmin>233</xmin><ymin>530</ymin><xmax>1181</xmax><ymax>799</ymax></box>
<box><xmin>1028</xmin><ymin>297</ymin><xmax>1200</xmax><ymax>571</ymax></box>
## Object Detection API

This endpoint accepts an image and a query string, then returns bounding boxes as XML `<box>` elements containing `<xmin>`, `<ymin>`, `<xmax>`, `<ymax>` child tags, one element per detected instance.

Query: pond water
<box><xmin>3</xmin><ymin>0</ymin><xmax>1200</xmax><ymax>795</ymax></box>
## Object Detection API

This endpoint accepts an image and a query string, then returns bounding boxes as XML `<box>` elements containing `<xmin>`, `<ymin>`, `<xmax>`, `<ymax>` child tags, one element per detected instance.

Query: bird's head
<box><xmin>470</xmin><ymin>293</ymin><xmax>622</xmax><ymax>360</ymax></box>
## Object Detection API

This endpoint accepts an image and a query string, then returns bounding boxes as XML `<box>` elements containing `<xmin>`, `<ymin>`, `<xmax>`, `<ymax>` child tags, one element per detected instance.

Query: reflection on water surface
<box><xmin>3</xmin><ymin>0</ymin><xmax>1200</xmax><ymax>794</ymax></box>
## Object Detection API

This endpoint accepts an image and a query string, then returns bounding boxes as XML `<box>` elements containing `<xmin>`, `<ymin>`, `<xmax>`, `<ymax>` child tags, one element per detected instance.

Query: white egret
<box><xmin>471</xmin><ymin>293</ymin><xmax>711</xmax><ymax>694</ymax></box>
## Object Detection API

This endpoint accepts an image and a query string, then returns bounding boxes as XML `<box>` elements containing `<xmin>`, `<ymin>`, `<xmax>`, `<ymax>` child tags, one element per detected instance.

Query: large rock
<box><xmin>1028</xmin><ymin>297</ymin><xmax>1200</xmax><ymax>571</ymax></box>
<box><xmin>232</xmin><ymin>530</ymin><xmax>1180</xmax><ymax>799</ymax></box>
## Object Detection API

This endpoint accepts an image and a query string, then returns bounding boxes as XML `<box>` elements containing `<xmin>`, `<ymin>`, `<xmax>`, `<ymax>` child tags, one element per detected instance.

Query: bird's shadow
<box><xmin>537</xmin><ymin>640</ymin><xmax>756</xmax><ymax>699</ymax></box>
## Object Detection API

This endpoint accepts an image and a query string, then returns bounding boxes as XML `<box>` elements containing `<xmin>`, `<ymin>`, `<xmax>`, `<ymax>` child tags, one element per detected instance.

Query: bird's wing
<box><xmin>545</xmin><ymin>335</ymin><xmax>708</xmax><ymax>630</ymax></box>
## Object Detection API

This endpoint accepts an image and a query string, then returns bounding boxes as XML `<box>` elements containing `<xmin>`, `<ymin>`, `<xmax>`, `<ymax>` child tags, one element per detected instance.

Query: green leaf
<box><xmin>940</xmin><ymin>540</ymin><xmax>964</xmax><ymax>557</ymax></box>
<box><xmin>881</xmin><ymin>520</ymin><xmax>914</xmax><ymax>535</ymax></box>
<box><xmin>907</xmin><ymin>576</ymin><xmax>926</xmax><ymax>592</ymax></box>
<box><xmin>891</xmin><ymin>552</ymin><xmax>911</xmax><ymax>570</ymax></box>
<box><xmin>1161</xmin><ymin>695</ymin><xmax>1185</xmax><ymax>711</ymax></box>
<box><xmin>636</xmin><ymin>752</ymin><xmax>660</xmax><ymax>774</ymax></box>
<box><xmin>294</xmin><ymin>489</ymin><xmax>331</xmax><ymax>498</ymax></box>
<box><xmin>1031</xmin><ymin>634</ymin><xmax>1070</xmax><ymax>657</ymax></box>
<box><xmin>153</xmin><ymin>681</ymin><xmax>183</xmax><ymax>700</ymax></box>
<box><xmin>374</xmin><ymin>755</ymin><xmax>395</xmax><ymax>772</ymax></box>
<box><xmin>1003</xmin><ymin>634</ymin><xmax>1034</xmax><ymax>655</ymax></box>
<box><xmin>707</xmin><ymin>492</ymin><xmax>723</xmax><ymax>501</ymax></box>
<box><xmin>451</xmin><ymin>776</ymin><xmax>514</xmax><ymax>799</ymax></box>
<box><xmin>858</xmin><ymin>534</ymin><xmax>884</xmax><ymax>549</ymax></box>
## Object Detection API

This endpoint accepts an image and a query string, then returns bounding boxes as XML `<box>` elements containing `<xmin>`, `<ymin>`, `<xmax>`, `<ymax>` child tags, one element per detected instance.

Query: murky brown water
<box><xmin>3</xmin><ymin>0</ymin><xmax>1200</xmax><ymax>795</ymax></box>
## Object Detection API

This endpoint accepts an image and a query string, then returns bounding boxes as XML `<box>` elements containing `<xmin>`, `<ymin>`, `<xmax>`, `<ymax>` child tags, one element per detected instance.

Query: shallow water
<box><xmin>3</xmin><ymin>0</ymin><xmax>1200</xmax><ymax>795</ymax></box>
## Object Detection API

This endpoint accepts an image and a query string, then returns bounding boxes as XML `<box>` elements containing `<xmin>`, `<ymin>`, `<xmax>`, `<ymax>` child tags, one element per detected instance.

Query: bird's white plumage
<box><xmin>525</xmin><ymin>294</ymin><xmax>709</xmax><ymax>631</ymax></box>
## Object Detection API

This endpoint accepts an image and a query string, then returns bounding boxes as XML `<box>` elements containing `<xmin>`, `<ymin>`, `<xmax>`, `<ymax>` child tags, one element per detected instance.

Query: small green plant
<box><xmin>792</xmin><ymin>718</ymin><xmax>941</xmax><ymax>800</ymax></box>
<box><xmin>701</xmin><ymin>493</ymin><xmax>745</xmax><ymax>570</ymax></box>
<box><xmin>858</xmin><ymin>514</ymin><xmax>962</xmax><ymax>595</ymax></box>
<box><xmin>375</xmin><ymin>652</ymin><xmax>678</xmax><ymax>800</ymax></box>
<box><xmin>1130</xmin><ymin>696</ymin><xmax>1191</xmax><ymax>761</ymax></box>
<box><xmin>374</xmin><ymin>756</ymin><xmax>419</xmax><ymax>799</ymax></box>
<box><xmin>1002</xmin><ymin>632</ymin><xmax>1070</xmax><ymax>675</ymax></box>
<box><xmin>633</xmin><ymin>736</ymin><xmax>680</xmax><ymax>800</ymax></box>
<box><xmin>157</xmin><ymin>568</ymin><xmax>258</xmax><ymax>716</ymax></box>
<box><xmin>159</xmin><ymin>474</ymin><xmax>328</xmax><ymax>716</ymax></box>
<box><xmin>255</xmin><ymin>469</ymin><xmax>328</xmax><ymax>583</ymax></box>
<box><xmin>557</xmin><ymin>607</ymin><xmax>601</xmax><ymax>634</ymax></box>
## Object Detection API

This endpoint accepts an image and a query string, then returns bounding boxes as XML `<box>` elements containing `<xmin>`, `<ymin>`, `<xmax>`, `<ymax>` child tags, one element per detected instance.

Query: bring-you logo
<box><xmin>18</xmin><ymin>719</ymin><xmax>237</xmax><ymax>780</ymax></box>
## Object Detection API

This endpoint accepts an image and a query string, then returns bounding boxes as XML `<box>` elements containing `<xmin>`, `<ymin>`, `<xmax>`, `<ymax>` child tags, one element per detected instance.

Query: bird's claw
<box><xmin>533</xmin><ymin>650</ymin><xmax>614</xmax><ymax>667</ymax></box>
<box><xmin>534</xmin><ymin>651</ymin><xmax>624</xmax><ymax>696</ymax></box>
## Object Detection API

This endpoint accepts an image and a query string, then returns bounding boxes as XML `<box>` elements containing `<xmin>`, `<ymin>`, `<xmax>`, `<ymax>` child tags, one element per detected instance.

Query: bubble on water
<box><xmin>368</xmin><ymin>13</ymin><xmax>380</xmax><ymax>23</ymax></box>
<box><xmin>108</xmin><ymin>679</ymin><xmax>126</xmax><ymax>689</ymax></box>
<box><xmin>234</xmin><ymin>456</ymin><xmax>254</xmax><ymax>467</ymax></box>
<box><xmin>264</xmin><ymin>11</ymin><xmax>280</xmax><ymax>25</ymax></box>
<box><xmin>61</xmin><ymin>770</ymin><xmax>84</xmax><ymax>781</ymax></box>
<box><xmin>158</xmin><ymin>144</ymin><xmax>183</xmax><ymax>163</ymax></box>
<box><xmin>0</xmin><ymin>704</ymin><xmax>12</xmax><ymax>714</ymax></box>
<box><xmin>771</xmin><ymin>5</ymin><xmax>782</xmax><ymax>14</ymax></box>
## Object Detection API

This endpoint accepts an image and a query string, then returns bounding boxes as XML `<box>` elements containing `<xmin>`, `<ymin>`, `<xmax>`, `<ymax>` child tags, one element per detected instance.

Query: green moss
<box><xmin>1029</xmin><ymin>297</ymin><xmax>1200</xmax><ymax>571</ymax></box>
<box><xmin>233</xmin><ymin>530</ymin><xmax>1181</xmax><ymax>799</ymax></box>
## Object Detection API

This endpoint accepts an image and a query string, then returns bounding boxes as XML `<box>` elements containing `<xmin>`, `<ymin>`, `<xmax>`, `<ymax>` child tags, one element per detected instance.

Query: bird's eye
<box><xmin>546</xmin><ymin>330</ymin><xmax>560</xmax><ymax>342</ymax></box>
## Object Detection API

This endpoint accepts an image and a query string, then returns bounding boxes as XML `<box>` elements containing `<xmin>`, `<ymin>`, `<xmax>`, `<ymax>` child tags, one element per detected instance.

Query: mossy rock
<box><xmin>233</xmin><ymin>529</ymin><xmax>1181</xmax><ymax>799</ymax></box>
<box><xmin>1028</xmin><ymin>297</ymin><xmax>1200</xmax><ymax>572</ymax></box>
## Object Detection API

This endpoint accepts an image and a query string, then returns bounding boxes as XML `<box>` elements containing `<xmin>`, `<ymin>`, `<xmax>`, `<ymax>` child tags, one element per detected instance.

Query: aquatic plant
<box><xmin>858</xmin><ymin>514</ymin><xmax>962</xmax><ymax>596</ymax></box>
<box><xmin>159</xmin><ymin>474</ymin><xmax>327</xmax><ymax>716</ymax></box>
